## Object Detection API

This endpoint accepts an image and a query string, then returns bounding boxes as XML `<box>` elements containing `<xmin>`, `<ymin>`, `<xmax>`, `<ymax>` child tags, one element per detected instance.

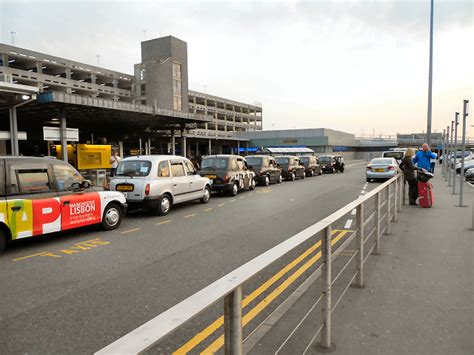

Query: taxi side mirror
<box><xmin>81</xmin><ymin>180</ymin><xmax>92</xmax><ymax>189</ymax></box>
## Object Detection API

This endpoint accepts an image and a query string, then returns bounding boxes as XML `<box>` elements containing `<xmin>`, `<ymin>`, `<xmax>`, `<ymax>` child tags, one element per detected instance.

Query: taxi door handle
<box><xmin>10</xmin><ymin>206</ymin><xmax>21</xmax><ymax>212</ymax></box>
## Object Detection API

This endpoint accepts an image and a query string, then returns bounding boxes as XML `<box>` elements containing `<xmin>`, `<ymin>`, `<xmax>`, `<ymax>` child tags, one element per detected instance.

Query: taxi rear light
<box><xmin>387</xmin><ymin>166</ymin><xmax>394</xmax><ymax>170</ymax></box>
<box><xmin>145</xmin><ymin>184</ymin><xmax>150</xmax><ymax>196</ymax></box>
<box><xmin>366</xmin><ymin>166</ymin><xmax>372</xmax><ymax>170</ymax></box>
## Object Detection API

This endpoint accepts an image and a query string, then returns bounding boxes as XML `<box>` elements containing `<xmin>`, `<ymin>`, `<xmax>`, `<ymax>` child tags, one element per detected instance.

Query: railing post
<box><xmin>374</xmin><ymin>192</ymin><xmax>381</xmax><ymax>255</ymax></box>
<box><xmin>398</xmin><ymin>176</ymin><xmax>403</xmax><ymax>212</ymax></box>
<box><xmin>385</xmin><ymin>184</ymin><xmax>391</xmax><ymax>235</ymax></box>
<box><xmin>317</xmin><ymin>225</ymin><xmax>335</xmax><ymax>352</ymax></box>
<box><xmin>224</xmin><ymin>286</ymin><xmax>243</xmax><ymax>355</ymax></box>
<box><xmin>352</xmin><ymin>203</ymin><xmax>365</xmax><ymax>288</ymax></box>
<box><xmin>394</xmin><ymin>179</ymin><xmax>399</xmax><ymax>222</ymax></box>
<box><xmin>402</xmin><ymin>174</ymin><xmax>406</xmax><ymax>206</ymax></box>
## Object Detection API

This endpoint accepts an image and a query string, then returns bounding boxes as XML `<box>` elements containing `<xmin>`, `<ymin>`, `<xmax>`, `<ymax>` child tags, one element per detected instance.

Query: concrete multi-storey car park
<box><xmin>0</xmin><ymin>35</ymin><xmax>262</xmax><ymax>158</ymax></box>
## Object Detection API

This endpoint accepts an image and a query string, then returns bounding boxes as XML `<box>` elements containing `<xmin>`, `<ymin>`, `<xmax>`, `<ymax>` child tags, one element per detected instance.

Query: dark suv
<box><xmin>300</xmin><ymin>156</ymin><xmax>321</xmax><ymax>177</ymax></box>
<box><xmin>199</xmin><ymin>155</ymin><xmax>256</xmax><ymax>196</ymax></box>
<box><xmin>246</xmin><ymin>155</ymin><xmax>282</xmax><ymax>186</ymax></box>
<box><xmin>275</xmin><ymin>156</ymin><xmax>305</xmax><ymax>181</ymax></box>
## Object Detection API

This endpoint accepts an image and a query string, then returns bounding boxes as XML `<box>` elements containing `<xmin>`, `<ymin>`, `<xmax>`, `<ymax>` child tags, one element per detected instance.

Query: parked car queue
<box><xmin>0</xmin><ymin>154</ymin><xmax>345</xmax><ymax>253</ymax></box>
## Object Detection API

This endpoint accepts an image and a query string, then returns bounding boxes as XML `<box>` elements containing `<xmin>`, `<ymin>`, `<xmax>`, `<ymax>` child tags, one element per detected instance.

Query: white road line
<box><xmin>351</xmin><ymin>209</ymin><xmax>357</xmax><ymax>215</ymax></box>
<box><xmin>344</xmin><ymin>219</ymin><xmax>353</xmax><ymax>229</ymax></box>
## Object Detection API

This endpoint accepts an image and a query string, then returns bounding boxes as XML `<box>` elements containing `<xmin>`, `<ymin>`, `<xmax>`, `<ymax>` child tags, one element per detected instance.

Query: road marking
<box><xmin>239</xmin><ymin>196</ymin><xmax>245</xmax><ymax>200</ymax></box>
<box><xmin>200</xmin><ymin>230</ymin><xmax>349</xmax><ymax>354</ymax></box>
<box><xmin>229</xmin><ymin>199</ymin><xmax>236</xmax><ymax>203</ymax></box>
<box><xmin>203</xmin><ymin>208</ymin><xmax>213</xmax><ymax>212</ymax></box>
<box><xmin>351</xmin><ymin>208</ymin><xmax>357</xmax><ymax>215</ymax></box>
<box><xmin>290</xmin><ymin>198</ymin><xmax>295</xmax><ymax>202</ymax></box>
<box><xmin>248</xmin><ymin>193</ymin><xmax>253</xmax><ymax>196</ymax></box>
<box><xmin>156</xmin><ymin>220</ymin><xmax>172</xmax><ymax>226</ymax></box>
<box><xmin>184</xmin><ymin>213</ymin><xmax>196</xmax><ymax>218</ymax></box>
<box><xmin>174</xmin><ymin>230</ymin><xmax>349</xmax><ymax>354</ymax></box>
<box><xmin>121</xmin><ymin>227</ymin><xmax>141</xmax><ymax>234</ymax></box>
<box><xmin>256</xmin><ymin>189</ymin><xmax>272</xmax><ymax>194</ymax></box>
<box><xmin>218</xmin><ymin>203</ymin><xmax>225</xmax><ymax>207</ymax></box>
<box><xmin>344</xmin><ymin>219</ymin><xmax>353</xmax><ymax>229</ymax></box>
<box><xmin>13</xmin><ymin>251</ymin><xmax>48</xmax><ymax>262</ymax></box>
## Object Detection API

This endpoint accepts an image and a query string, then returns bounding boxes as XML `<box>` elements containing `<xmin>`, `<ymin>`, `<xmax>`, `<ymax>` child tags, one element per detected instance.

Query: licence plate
<box><xmin>116</xmin><ymin>184</ymin><xmax>134</xmax><ymax>192</ymax></box>
<box><xmin>375</xmin><ymin>168</ymin><xmax>384</xmax><ymax>172</ymax></box>
<box><xmin>206</xmin><ymin>175</ymin><xmax>217</xmax><ymax>179</ymax></box>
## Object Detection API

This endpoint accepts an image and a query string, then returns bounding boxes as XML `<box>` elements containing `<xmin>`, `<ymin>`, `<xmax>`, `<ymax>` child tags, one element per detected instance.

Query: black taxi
<box><xmin>246</xmin><ymin>155</ymin><xmax>282</xmax><ymax>186</ymax></box>
<box><xmin>275</xmin><ymin>156</ymin><xmax>306</xmax><ymax>181</ymax></box>
<box><xmin>199</xmin><ymin>155</ymin><xmax>256</xmax><ymax>196</ymax></box>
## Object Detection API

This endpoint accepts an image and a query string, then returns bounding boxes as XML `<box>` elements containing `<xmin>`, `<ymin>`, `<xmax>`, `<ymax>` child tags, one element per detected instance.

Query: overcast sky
<box><xmin>1</xmin><ymin>0</ymin><xmax>473</xmax><ymax>137</ymax></box>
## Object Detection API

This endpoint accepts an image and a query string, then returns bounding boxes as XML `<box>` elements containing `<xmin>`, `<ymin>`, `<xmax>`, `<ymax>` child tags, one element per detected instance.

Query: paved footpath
<box><xmin>252</xmin><ymin>172</ymin><xmax>474</xmax><ymax>355</ymax></box>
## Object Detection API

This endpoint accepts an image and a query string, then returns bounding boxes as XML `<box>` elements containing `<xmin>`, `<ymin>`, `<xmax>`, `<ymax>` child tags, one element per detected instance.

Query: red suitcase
<box><xmin>417</xmin><ymin>181</ymin><xmax>434</xmax><ymax>208</ymax></box>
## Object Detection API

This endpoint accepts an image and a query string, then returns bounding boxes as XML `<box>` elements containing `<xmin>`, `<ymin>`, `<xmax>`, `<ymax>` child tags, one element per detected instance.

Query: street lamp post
<box><xmin>452</xmin><ymin>113</ymin><xmax>459</xmax><ymax>195</ymax></box>
<box><xmin>426</xmin><ymin>0</ymin><xmax>434</xmax><ymax>146</ymax></box>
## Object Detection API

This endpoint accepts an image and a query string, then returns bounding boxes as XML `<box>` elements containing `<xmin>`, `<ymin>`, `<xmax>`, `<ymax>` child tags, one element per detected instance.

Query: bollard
<box><xmin>318</xmin><ymin>225</ymin><xmax>335</xmax><ymax>351</ymax></box>
<box><xmin>444</xmin><ymin>127</ymin><xmax>450</xmax><ymax>182</ymax></box>
<box><xmin>224</xmin><ymin>286</ymin><xmax>243</xmax><ymax>355</ymax></box>
<box><xmin>449</xmin><ymin>120</ymin><xmax>454</xmax><ymax>187</ymax></box>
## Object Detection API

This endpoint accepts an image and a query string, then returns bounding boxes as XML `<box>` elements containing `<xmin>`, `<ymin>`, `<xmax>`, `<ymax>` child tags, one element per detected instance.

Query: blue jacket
<box><xmin>413</xmin><ymin>150</ymin><xmax>436</xmax><ymax>171</ymax></box>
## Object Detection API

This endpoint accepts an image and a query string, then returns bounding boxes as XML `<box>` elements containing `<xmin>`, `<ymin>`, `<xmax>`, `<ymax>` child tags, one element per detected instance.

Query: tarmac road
<box><xmin>0</xmin><ymin>160</ymin><xmax>379</xmax><ymax>354</ymax></box>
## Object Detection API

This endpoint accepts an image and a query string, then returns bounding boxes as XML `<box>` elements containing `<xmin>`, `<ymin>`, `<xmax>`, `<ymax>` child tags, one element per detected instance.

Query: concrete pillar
<box><xmin>218</xmin><ymin>144</ymin><xmax>223</xmax><ymax>154</ymax></box>
<box><xmin>9</xmin><ymin>106</ymin><xmax>19</xmax><ymax>155</ymax></box>
<box><xmin>148</xmin><ymin>138</ymin><xmax>151</xmax><ymax>155</ymax></box>
<box><xmin>195</xmin><ymin>141</ymin><xmax>199</xmax><ymax>157</ymax></box>
<box><xmin>1</xmin><ymin>53</ymin><xmax>9</xmax><ymax>67</ymax></box>
<box><xmin>237</xmin><ymin>141</ymin><xmax>240</xmax><ymax>155</ymax></box>
<box><xmin>91</xmin><ymin>74</ymin><xmax>97</xmax><ymax>84</ymax></box>
<box><xmin>181</xmin><ymin>130</ymin><xmax>187</xmax><ymax>158</ymax></box>
<box><xmin>59</xmin><ymin>108</ymin><xmax>68</xmax><ymax>162</ymax></box>
<box><xmin>119</xmin><ymin>141</ymin><xmax>124</xmax><ymax>158</ymax></box>
<box><xmin>171</xmin><ymin>131</ymin><xmax>176</xmax><ymax>155</ymax></box>
<box><xmin>208</xmin><ymin>139</ymin><xmax>212</xmax><ymax>155</ymax></box>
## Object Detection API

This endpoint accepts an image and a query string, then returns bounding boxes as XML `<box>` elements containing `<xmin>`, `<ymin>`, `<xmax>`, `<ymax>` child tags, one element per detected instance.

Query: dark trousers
<box><xmin>110</xmin><ymin>168</ymin><xmax>117</xmax><ymax>177</ymax></box>
<box><xmin>406</xmin><ymin>178</ymin><xmax>418</xmax><ymax>204</ymax></box>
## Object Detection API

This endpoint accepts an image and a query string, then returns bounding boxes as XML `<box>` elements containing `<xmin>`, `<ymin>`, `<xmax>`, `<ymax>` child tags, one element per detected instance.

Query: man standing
<box><xmin>402</xmin><ymin>149</ymin><xmax>419</xmax><ymax>205</ymax></box>
<box><xmin>413</xmin><ymin>143</ymin><xmax>437</xmax><ymax>173</ymax></box>
<box><xmin>110</xmin><ymin>150</ymin><xmax>121</xmax><ymax>177</ymax></box>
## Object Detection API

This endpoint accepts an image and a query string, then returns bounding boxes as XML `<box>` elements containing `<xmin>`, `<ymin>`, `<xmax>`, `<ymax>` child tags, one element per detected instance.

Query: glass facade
<box><xmin>172</xmin><ymin>62</ymin><xmax>182</xmax><ymax>110</ymax></box>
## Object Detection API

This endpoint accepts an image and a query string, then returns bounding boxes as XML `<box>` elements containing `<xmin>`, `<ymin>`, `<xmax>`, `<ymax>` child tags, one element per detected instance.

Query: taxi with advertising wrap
<box><xmin>0</xmin><ymin>156</ymin><xmax>127</xmax><ymax>253</ymax></box>
<box><xmin>199</xmin><ymin>155</ymin><xmax>255</xmax><ymax>196</ymax></box>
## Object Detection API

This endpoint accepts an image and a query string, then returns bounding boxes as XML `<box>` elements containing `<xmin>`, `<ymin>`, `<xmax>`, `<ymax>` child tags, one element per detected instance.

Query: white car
<box><xmin>455</xmin><ymin>159</ymin><xmax>474</xmax><ymax>175</ymax></box>
<box><xmin>110</xmin><ymin>155</ymin><xmax>212</xmax><ymax>215</ymax></box>
<box><xmin>366</xmin><ymin>157</ymin><xmax>399</xmax><ymax>182</ymax></box>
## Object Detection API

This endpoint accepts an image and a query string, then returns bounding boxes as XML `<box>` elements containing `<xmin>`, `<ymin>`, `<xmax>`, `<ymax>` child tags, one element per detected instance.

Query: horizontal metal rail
<box><xmin>96</xmin><ymin>175</ymin><xmax>402</xmax><ymax>355</ymax></box>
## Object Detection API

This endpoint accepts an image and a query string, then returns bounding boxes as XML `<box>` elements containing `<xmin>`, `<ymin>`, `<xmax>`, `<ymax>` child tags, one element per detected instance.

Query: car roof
<box><xmin>246</xmin><ymin>155</ymin><xmax>272</xmax><ymax>159</ymax></box>
<box><xmin>275</xmin><ymin>155</ymin><xmax>298</xmax><ymax>158</ymax></box>
<box><xmin>121</xmin><ymin>155</ymin><xmax>188</xmax><ymax>162</ymax></box>
<box><xmin>1</xmin><ymin>155</ymin><xmax>70</xmax><ymax>165</ymax></box>
<box><xmin>202</xmin><ymin>154</ymin><xmax>241</xmax><ymax>159</ymax></box>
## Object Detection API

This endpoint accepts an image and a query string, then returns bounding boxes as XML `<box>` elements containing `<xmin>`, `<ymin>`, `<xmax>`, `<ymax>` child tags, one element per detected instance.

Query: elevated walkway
<box><xmin>250</xmin><ymin>172</ymin><xmax>473</xmax><ymax>354</ymax></box>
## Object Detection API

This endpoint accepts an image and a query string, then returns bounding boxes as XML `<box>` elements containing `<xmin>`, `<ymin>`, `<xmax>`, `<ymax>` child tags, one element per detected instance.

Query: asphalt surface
<box><xmin>0</xmin><ymin>160</ymin><xmax>375</xmax><ymax>354</ymax></box>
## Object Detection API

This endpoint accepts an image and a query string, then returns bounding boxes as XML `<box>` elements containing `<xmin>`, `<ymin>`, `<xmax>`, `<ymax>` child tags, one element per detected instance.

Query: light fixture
<box><xmin>21</xmin><ymin>94</ymin><xmax>30</xmax><ymax>100</ymax></box>
<box><xmin>51</xmin><ymin>118</ymin><xmax>59</xmax><ymax>121</ymax></box>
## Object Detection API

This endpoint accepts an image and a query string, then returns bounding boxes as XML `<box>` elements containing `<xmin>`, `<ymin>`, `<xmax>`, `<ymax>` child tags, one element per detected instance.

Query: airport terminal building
<box><xmin>0</xmin><ymin>36</ymin><xmax>262</xmax><ymax>158</ymax></box>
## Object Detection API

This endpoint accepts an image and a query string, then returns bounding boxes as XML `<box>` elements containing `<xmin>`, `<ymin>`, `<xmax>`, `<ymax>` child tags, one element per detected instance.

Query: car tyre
<box><xmin>249</xmin><ymin>177</ymin><xmax>256</xmax><ymax>190</ymax></box>
<box><xmin>101</xmin><ymin>203</ymin><xmax>123</xmax><ymax>230</ymax></box>
<box><xmin>200</xmin><ymin>186</ymin><xmax>211</xmax><ymax>203</ymax></box>
<box><xmin>310</xmin><ymin>169</ymin><xmax>315</xmax><ymax>177</ymax></box>
<box><xmin>157</xmin><ymin>194</ymin><xmax>172</xmax><ymax>215</ymax></box>
<box><xmin>366</xmin><ymin>178</ymin><xmax>371</xmax><ymax>183</ymax></box>
<box><xmin>290</xmin><ymin>173</ymin><xmax>296</xmax><ymax>181</ymax></box>
<box><xmin>231</xmin><ymin>182</ymin><xmax>239</xmax><ymax>196</ymax></box>
<box><xmin>264</xmin><ymin>175</ymin><xmax>270</xmax><ymax>186</ymax></box>
<box><xmin>0</xmin><ymin>229</ymin><xmax>7</xmax><ymax>254</ymax></box>
<box><xmin>301</xmin><ymin>172</ymin><xmax>305</xmax><ymax>179</ymax></box>
<box><xmin>277</xmin><ymin>174</ymin><xmax>282</xmax><ymax>183</ymax></box>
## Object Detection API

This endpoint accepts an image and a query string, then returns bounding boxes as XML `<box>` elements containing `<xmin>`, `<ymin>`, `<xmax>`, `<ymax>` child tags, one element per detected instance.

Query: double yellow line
<box><xmin>173</xmin><ymin>229</ymin><xmax>350</xmax><ymax>354</ymax></box>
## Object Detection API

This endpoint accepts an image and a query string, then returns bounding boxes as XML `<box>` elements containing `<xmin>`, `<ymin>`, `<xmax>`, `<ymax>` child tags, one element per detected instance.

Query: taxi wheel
<box><xmin>157</xmin><ymin>194</ymin><xmax>172</xmax><ymax>215</ymax></box>
<box><xmin>0</xmin><ymin>229</ymin><xmax>6</xmax><ymax>253</ymax></box>
<box><xmin>200</xmin><ymin>186</ymin><xmax>211</xmax><ymax>203</ymax></box>
<box><xmin>277</xmin><ymin>174</ymin><xmax>283</xmax><ymax>183</ymax></box>
<box><xmin>264</xmin><ymin>176</ymin><xmax>270</xmax><ymax>186</ymax></box>
<box><xmin>101</xmin><ymin>203</ymin><xmax>123</xmax><ymax>230</ymax></box>
<box><xmin>231</xmin><ymin>183</ymin><xmax>239</xmax><ymax>196</ymax></box>
<box><xmin>249</xmin><ymin>178</ymin><xmax>256</xmax><ymax>190</ymax></box>
<box><xmin>290</xmin><ymin>173</ymin><xmax>296</xmax><ymax>181</ymax></box>
<box><xmin>301</xmin><ymin>172</ymin><xmax>306</xmax><ymax>179</ymax></box>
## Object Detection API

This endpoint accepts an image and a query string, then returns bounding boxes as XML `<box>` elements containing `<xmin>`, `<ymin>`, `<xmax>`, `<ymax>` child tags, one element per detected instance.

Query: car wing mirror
<box><xmin>81</xmin><ymin>180</ymin><xmax>92</xmax><ymax>189</ymax></box>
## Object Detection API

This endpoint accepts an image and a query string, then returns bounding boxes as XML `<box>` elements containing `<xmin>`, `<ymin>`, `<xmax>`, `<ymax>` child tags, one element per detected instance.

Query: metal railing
<box><xmin>96</xmin><ymin>175</ymin><xmax>404</xmax><ymax>355</ymax></box>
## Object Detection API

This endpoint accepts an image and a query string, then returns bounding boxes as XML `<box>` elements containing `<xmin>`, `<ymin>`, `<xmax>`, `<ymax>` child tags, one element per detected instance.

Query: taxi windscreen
<box><xmin>201</xmin><ymin>158</ymin><xmax>229</xmax><ymax>170</ymax></box>
<box><xmin>318</xmin><ymin>156</ymin><xmax>332</xmax><ymax>163</ymax></box>
<box><xmin>116</xmin><ymin>160</ymin><xmax>152</xmax><ymax>177</ymax></box>
<box><xmin>246</xmin><ymin>157</ymin><xmax>263</xmax><ymax>167</ymax></box>
<box><xmin>275</xmin><ymin>157</ymin><xmax>290</xmax><ymax>166</ymax></box>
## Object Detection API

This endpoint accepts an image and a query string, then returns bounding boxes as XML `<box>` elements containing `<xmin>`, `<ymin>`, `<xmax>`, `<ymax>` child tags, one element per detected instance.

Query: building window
<box><xmin>172</xmin><ymin>62</ymin><xmax>182</xmax><ymax>111</ymax></box>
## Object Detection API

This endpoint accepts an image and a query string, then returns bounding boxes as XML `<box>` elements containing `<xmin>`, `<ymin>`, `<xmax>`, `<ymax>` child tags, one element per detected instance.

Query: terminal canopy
<box><xmin>255</xmin><ymin>146</ymin><xmax>315</xmax><ymax>156</ymax></box>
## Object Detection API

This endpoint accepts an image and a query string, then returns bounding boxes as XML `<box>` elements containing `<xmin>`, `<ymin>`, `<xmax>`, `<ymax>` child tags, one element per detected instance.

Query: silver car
<box><xmin>110</xmin><ymin>155</ymin><xmax>212</xmax><ymax>215</ymax></box>
<box><xmin>366</xmin><ymin>157</ymin><xmax>399</xmax><ymax>182</ymax></box>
